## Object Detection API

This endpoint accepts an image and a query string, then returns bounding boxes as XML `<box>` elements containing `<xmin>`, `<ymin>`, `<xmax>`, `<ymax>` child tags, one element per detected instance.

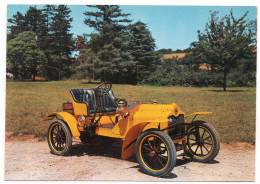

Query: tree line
<box><xmin>149</xmin><ymin>11</ymin><xmax>256</xmax><ymax>90</ymax></box>
<box><xmin>8</xmin><ymin>5</ymin><xmax>73</xmax><ymax>80</ymax></box>
<box><xmin>7</xmin><ymin>5</ymin><xmax>256</xmax><ymax>90</ymax></box>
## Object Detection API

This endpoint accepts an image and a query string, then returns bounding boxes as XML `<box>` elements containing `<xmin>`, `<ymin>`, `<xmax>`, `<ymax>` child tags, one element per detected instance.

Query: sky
<box><xmin>7</xmin><ymin>5</ymin><xmax>256</xmax><ymax>50</ymax></box>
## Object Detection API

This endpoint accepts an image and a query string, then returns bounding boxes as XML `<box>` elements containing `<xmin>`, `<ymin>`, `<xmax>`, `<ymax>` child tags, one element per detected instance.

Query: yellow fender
<box><xmin>121</xmin><ymin>121</ymin><xmax>167</xmax><ymax>160</ymax></box>
<box><xmin>47</xmin><ymin>112</ymin><xmax>80</xmax><ymax>138</ymax></box>
<box><xmin>121</xmin><ymin>122</ymin><xmax>148</xmax><ymax>160</ymax></box>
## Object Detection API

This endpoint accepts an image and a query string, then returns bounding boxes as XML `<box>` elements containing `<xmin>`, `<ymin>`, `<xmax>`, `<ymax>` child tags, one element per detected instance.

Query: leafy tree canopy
<box><xmin>7</xmin><ymin>31</ymin><xmax>47</xmax><ymax>80</ymax></box>
<box><xmin>191</xmin><ymin>10</ymin><xmax>256</xmax><ymax>91</ymax></box>
<box><xmin>128</xmin><ymin>21</ymin><xmax>160</xmax><ymax>83</ymax></box>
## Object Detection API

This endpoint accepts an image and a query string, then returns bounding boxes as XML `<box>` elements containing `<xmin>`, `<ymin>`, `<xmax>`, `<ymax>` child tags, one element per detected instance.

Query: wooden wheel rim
<box><xmin>139</xmin><ymin>134</ymin><xmax>169</xmax><ymax>171</ymax></box>
<box><xmin>49</xmin><ymin>122</ymin><xmax>67</xmax><ymax>152</ymax></box>
<box><xmin>187</xmin><ymin>125</ymin><xmax>214</xmax><ymax>157</ymax></box>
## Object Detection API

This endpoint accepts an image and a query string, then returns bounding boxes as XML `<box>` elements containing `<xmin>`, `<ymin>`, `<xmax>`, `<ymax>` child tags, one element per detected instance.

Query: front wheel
<box><xmin>47</xmin><ymin>119</ymin><xmax>72</xmax><ymax>156</ymax></box>
<box><xmin>136</xmin><ymin>130</ymin><xmax>176</xmax><ymax>177</ymax></box>
<box><xmin>185</xmin><ymin>121</ymin><xmax>220</xmax><ymax>162</ymax></box>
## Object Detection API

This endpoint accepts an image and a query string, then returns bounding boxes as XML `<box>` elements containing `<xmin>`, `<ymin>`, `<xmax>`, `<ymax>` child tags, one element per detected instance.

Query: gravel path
<box><xmin>5</xmin><ymin>140</ymin><xmax>255</xmax><ymax>181</ymax></box>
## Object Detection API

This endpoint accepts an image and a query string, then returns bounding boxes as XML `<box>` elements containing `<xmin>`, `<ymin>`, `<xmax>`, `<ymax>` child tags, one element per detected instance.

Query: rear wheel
<box><xmin>185</xmin><ymin>121</ymin><xmax>220</xmax><ymax>162</ymax></box>
<box><xmin>136</xmin><ymin>130</ymin><xmax>176</xmax><ymax>177</ymax></box>
<box><xmin>47</xmin><ymin>119</ymin><xmax>72</xmax><ymax>155</ymax></box>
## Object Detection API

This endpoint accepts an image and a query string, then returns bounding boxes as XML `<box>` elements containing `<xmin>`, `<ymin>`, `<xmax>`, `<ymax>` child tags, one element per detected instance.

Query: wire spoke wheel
<box><xmin>136</xmin><ymin>130</ymin><xmax>176</xmax><ymax>177</ymax></box>
<box><xmin>47</xmin><ymin>119</ymin><xmax>72</xmax><ymax>156</ymax></box>
<box><xmin>185</xmin><ymin>121</ymin><xmax>220</xmax><ymax>163</ymax></box>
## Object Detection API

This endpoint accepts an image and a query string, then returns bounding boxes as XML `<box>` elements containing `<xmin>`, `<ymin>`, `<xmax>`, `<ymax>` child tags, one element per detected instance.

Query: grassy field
<box><xmin>6</xmin><ymin>81</ymin><xmax>256</xmax><ymax>143</ymax></box>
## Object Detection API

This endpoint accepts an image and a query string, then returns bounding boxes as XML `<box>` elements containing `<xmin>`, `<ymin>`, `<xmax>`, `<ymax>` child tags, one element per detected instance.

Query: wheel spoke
<box><xmin>204</xmin><ymin>142</ymin><xmax>213</xmax><ymax>146</ymax></box>
<box><xmin>57</xmin><ymin>125</ymin><xmax>60</xmax><ymax>132</ymax></box>
<box><xmin>194</xmin><ymin>145</ymin><xmax>199</xmax><ymax>154</ymax></box>
<box><xmin>57</xmin><ymin>142</ymin><xmax>60</xmax><ymax>148</ymax></box>
<box><xmin>52</xmin><ymin>137</ymin><xmax>57</xmax><ymax>144</ymax></box>
<box><xmin>200</xmin><ymin>145</ymin><xmax>203</xmax><ymax>155</ymax></box>
<box><xmin>153</xmin><ymin>137</ymin><xmax>161</xmax><ymax>150</ymax></box>
<box><xmin>59</xmin><ymin>141</ymin><xmax>62</xmax><ymax>148</ymax></box>
<box><xmin>54</xmin><ymin>126</ymin><xmax>58</xmax><ymax>133</ymax></box>
<box><xmin>202</xmin><ymin>144</ymin><xmax>210</xmax><ymax>153</ymax></box>
<box><xmin>190</xmin><ymin>142</ymin><xmax>198</xmax><ymax>147</ymax></box>
<box><xmin>158</xmin><ymin>154</ymin><xmax>167</xmax><ymax>160</ymax></box>
<box><xmin>188</xmin><ymin>130</ymin><xmax>197</xmax><ymax>135</ymax></box>
<box><xmin>154</xmin><ymin>138</ymin><xmax>162</xmax><ymax>151</ymax></box>
<box><xmin>61</xmin><ymin>133</ymin><xmax>66</xmax><ymax>142</ymax></box>
<box><xmin>143</xmin><ymin>145</ymin><xmax>152</xmax><ymax>152</ymax></box>
<box><xmin>155</xmin><ymin>156</ymin><xmax>165</xmax><ymax>168</ymax></box>
<box><xmin>147</xmin><ymin>140</ymin><xmax>153</xmax><ymax>150</ymax></box>
<box><xmin>201</xmin><ymin>129</ymin><xmax>206</xmax><ymax>139</ymax></box>
<box><xmin>204</xmin><ymin>135</ymin><xmax>211</xmax><ymax>141</ymax></box>
<box><xmin>189</xmin><ymin>137</ymin><xmax>196</xmax><ymax>141</ymax></box>
<box><xmin>149</xmin><ymin>155</ymin><xmax>155</xmax><ymax>163</ymax></box>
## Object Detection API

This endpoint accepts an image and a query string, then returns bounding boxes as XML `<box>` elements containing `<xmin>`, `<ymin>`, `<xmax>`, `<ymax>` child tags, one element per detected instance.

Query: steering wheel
<box><xmin>97</xmin><ymin>82</ymin><xmax>112</xmax><ymax>93</ymax></box>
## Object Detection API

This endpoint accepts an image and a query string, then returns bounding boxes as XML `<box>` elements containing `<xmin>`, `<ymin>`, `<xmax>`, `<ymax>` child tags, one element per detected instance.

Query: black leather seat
<box><xmin>70</xmin><ymin>88</ymin><xmax>117</xmax><ymax>114</ymax></box>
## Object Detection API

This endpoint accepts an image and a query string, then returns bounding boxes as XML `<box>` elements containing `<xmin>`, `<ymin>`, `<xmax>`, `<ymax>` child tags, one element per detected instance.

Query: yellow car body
<box><xmin>47</xmin><ymin>94</ymin><xmax>211</xmax><ymax>159</ymax></box>
<box><xmin>46</xmin><ymin>83</ymin><xmax>220</xmax><ymax>177</ymax></box>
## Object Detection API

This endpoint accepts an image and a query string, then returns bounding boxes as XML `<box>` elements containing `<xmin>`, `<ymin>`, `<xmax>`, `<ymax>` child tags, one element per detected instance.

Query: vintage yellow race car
<box><xmin>46</xmin><ymin>82</ymin><xmax>220</xmax><ymax>177</ymax></box>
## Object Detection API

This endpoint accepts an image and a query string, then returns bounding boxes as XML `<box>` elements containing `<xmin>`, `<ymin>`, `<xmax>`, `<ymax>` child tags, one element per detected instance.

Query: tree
<box><xmin>42</xmin><ymin>5</ymin><xmax>55</xmax><ymax>33</ymax></box>
<box><xmin>128</xmin><ymin>21</ymin><xmax>160</xmax><ymax>83</ymax></box>
<box><xmin>84</xmin><ymin>5</ymin><xmax>131</xmax><ymax>43</ymax></box>
<box><xmin>75</xmin><ymin>35</ymin><xmax>86</xmax><ymax>52</ymax></box>
<box><xmin>7</xmin><ymin>11</ymin><xmax>27</xmax><ymax>40</ymax></box>
<box><xmin>7</xmin><ymin>31</ymin><xmax>47</xmax><ymax>80</ymax></box>
<box><xmin>191</xmin><ymin>10</ymin><xmax>256</xmax><ymax>91</ymax></box>
<box><xmin>83</xmin><ymin>5</ymin><xmax>135</xmax><ymax>83</ymax></box>
<box><xmin>73</xmin><ymin>35</ymin><xmax>96</xmax><ymax>81</ymax></box>
<box><xmin>25</xmin><ymin>6</ymin><xmax>45</xmax><ymax>33</ymax></box>
<box><xmin>48</xmin><ymin>5</ymin><xmax>74</xmax><ymax>80</ymax></box>
<box><xmin>40</xmin><ymin>5</ymin><xmax>55</xmax><ymax>76</ymax></box>
<box><xmin>24</xmin><ymin>6</ymin><xmax>49</xmax><ymax>52</ymax></box>
<box><xmin>7</xmin><ymin>5</ymin><xmax>74</xmax><ymax>81</ymax></box>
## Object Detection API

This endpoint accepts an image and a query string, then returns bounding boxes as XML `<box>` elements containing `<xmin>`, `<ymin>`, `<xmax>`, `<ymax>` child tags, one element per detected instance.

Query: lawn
<box><xmin>6</xmin><ymin>80</ymin><xmax>256</xmax><ymax>143</ymax></box>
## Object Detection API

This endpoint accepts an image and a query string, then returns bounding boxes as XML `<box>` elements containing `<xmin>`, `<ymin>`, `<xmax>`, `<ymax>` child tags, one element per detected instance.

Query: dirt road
<box><xmin>5</xmin><ymin>139</ymin><xmax>255</xmax><ymax>181</ymax></box>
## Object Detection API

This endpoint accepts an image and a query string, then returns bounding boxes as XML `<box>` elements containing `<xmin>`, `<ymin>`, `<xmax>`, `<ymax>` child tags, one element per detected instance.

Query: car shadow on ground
<box><xmin>68</xmin><ymin>139</ymin><xmax>219</xmax><ymax>179</ymax></box>
<box><xmin>127</xmin><ymin>157</ymin><xmax>192</xmax><ymax>179</ymax></box>
<box><xmin>69</xmin><ymin>137</ymin><xmax>123</xmax><ymax>159</ymax></box>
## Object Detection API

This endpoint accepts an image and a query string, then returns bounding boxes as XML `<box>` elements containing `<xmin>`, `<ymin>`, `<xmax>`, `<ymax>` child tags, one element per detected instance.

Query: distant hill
<box><xmin>162</xmin><ymin>52</ymin><xmax>187</xmax><ymax>61</ymax></box>
<box><xmin>160</xmin><ymin>51</ymin><xmax>211</xmax><ymax>71</ymax></box>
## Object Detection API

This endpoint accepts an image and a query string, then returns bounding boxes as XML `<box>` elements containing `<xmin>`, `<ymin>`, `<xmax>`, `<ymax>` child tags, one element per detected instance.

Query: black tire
<box><xmin>47</xmin><ymin>119</ymin><xmax>72</xmax><ymax>156</ymax></box>
<box><xmin>136</xmin><ymin>130</ymin><xmax>176</xmax><ymax>177</ymax></box>
<box><xmin>185</xmin><ymin>121</ymin><xmax>220</xmax><ymax>162</ymax></box>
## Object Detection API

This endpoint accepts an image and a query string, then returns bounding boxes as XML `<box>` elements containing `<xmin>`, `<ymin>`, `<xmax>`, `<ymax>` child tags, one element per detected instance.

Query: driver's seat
<box><xmin>70</xmin><ymin>88</ymin><xmax>118</xmax><ymax>114</ymax></box>
<box><xmin>94</xmin><ymin>88</ymin><xmax>118</xmax><ymax>113</ymax></box>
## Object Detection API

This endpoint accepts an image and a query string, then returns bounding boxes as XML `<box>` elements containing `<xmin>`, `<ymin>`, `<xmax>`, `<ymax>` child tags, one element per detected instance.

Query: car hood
<box><xmin>131</xmin><ymin>103</ymin><xmax>184</xmax><ymax>123</ymax></box>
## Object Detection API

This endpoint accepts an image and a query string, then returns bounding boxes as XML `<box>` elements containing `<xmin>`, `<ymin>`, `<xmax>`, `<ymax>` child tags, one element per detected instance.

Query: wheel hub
<box><xmin>197</xmin><ymin>138</ymin><xmax>204</xmax><ymax>146</ymax></box>
<box><xmin>149</xmin><ymin>150</ymin><xmax>156</xmax><ymax>157</ymax></box>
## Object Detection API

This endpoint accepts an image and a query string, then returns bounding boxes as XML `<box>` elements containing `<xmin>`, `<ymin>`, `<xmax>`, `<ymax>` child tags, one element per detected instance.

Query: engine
<box><xmin>168</xmin><ymin>114</ymin><xmax>186</xmax><ymax>139</ymax></box>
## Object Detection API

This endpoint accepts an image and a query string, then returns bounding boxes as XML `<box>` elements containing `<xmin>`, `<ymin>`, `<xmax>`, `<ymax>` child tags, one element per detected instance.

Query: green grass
<box><xmin>6</xmin><ymin>80</ymin><xmax>256</xmax><ymax>143</ymax></box>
